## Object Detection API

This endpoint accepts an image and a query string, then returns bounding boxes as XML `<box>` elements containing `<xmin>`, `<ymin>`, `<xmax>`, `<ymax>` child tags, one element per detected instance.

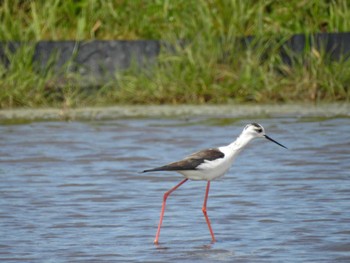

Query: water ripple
<box><xmin>0</xmin><ymin>117</ymin><xmax>349</xmax><ymax>262</ymax></box>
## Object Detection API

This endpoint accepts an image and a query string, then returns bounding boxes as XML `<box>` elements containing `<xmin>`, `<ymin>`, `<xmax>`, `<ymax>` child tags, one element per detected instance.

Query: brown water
<box><xmin>1</xmin><ymin>117</ymin><xmax>349</xmax><ymax>262</ymax></box>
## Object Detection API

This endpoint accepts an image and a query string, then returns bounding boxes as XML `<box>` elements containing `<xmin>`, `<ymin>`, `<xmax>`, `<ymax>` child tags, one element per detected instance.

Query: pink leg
<box><xmin>154</xmin><ymin>178</ymin><xmax>188</xmax><ymax>244</ymax></box>
<box><xmin>202</xmin><ymin>181</ymin><xmax>216</xmax><ymax>243</ymax></box>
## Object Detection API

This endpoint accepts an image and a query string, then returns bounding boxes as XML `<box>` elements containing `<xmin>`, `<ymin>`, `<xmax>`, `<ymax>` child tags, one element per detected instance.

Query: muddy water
<box><xmin>0</xmin><ymin>117</ymin><xmax>349</xmax><ymax>262</ymax></box>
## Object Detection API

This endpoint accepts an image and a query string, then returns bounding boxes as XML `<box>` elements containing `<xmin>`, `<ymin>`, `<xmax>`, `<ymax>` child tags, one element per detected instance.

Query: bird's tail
<box><xmin>142</xmin><ymin>167</ymin><xmax>164</xmax><ymax>173</ymax></box>
<box><xmin>142</xmin><ymin>164</ymin><xmax>181</xmax><ymax>173</ymax></box>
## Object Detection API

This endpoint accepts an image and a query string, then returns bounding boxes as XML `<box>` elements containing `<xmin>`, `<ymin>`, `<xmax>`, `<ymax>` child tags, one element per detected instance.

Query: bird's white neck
<box><xmin>228</xmin><ymin>132</ymin><xmax>255</xmax><ymax>152</ymax></box>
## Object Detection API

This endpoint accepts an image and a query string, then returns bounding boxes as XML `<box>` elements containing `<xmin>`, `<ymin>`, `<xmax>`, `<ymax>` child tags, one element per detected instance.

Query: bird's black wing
<box><xmin>143</xmin><ymin>148</ymin><xmax>224</xmax><ymax>172</ymax></box>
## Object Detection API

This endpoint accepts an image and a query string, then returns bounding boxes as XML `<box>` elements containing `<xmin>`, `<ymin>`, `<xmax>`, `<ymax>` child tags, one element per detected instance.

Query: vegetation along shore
<box><xmin>0</xmin><ymin>0</ymin><xmax>349</xmax><ymax>109</ymax></box>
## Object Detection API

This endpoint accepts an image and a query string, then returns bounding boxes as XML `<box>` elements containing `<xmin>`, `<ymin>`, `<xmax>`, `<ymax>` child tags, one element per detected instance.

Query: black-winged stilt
<box><xmin>143</xmin><ymin>123</ymin><xmax>287</xmax><ymax>244</ymax></box>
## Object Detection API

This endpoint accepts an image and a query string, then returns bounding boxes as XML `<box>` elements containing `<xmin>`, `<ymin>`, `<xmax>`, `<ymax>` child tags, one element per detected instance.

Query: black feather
<box><xmin>143</xmin><ymin>148</ymin><xmax>224</xmax><ymax>173</ymax></box>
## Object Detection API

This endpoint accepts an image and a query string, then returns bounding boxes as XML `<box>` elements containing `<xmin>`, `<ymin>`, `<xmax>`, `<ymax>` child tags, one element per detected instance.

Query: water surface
<box><xmin>0</xmin><ymin>117</ymin><xmax>349</xmax><ymax>262</ymax></box>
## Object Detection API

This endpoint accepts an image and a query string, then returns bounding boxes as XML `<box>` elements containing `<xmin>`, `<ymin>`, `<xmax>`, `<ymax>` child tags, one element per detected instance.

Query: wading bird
<box><xmin>143</xmin><ymin>123</ymin><xmax>287</xmax><ymax>244</ymax></box>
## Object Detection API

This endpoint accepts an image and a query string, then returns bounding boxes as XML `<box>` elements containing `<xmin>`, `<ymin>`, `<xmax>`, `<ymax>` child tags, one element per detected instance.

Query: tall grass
<box><xmin>0</xmin><ymin>0</ymin><xmax>350</xmax><ymax>108</ymax></box>
<box><xmin>1</xmin><ymin>0</ymin><xmax>350</xmax><ymax>41</ymax></box>
<box><xmin>109</xmin><ymin>0</ymin><xmax>350</xmax><ymax>104</ymax></box>
<box><xmin>0</xmin><ymin>44</ymin><xmax>48</xmax><ymax>108</ymax></box>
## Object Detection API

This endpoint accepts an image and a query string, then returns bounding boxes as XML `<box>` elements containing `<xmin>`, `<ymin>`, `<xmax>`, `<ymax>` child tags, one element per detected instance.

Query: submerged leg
<box><xmin>154</xmin><ymin>178</ymin><xmax>188</xmax><ymax>244</ymax></box>
<box><xmin>202</xmin><ymin>181</ymin><xmax>216</xmax><ymax>243</ymax></box>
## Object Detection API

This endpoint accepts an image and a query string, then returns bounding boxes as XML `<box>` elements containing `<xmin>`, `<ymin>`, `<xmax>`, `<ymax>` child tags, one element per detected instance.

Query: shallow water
<box><xmin>0</xmin><ymin>116</ymin><xmax>349</xmax><ymax>262</ymax></box>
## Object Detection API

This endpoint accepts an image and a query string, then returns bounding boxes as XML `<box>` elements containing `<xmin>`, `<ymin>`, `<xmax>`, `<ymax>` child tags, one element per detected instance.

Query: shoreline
<box><xmin>0</xmin><ymin>103</ymin><xmax>349</xmax><ymax>123</ymax></box>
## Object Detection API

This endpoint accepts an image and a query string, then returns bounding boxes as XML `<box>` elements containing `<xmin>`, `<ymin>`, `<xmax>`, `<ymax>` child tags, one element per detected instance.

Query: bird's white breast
<box><xmin>178</xmin><ymin>146</ymin><xmax>236</xmax><ymax>181</ymax></box>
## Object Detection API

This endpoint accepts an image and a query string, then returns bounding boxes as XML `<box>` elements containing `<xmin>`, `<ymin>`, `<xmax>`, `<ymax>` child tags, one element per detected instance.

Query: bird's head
<box><xmin>243</xmin><ymin>123</ymin><xmax>287</xmax><ymax>149</ymax></box>
<box><xmin>243</xmin><ymin>123</ymin><xmax>265</xmax><ymax>137</ymax></box>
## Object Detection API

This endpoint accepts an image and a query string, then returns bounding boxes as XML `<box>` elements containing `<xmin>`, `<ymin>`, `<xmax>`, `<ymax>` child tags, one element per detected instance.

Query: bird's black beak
<box><xmin>264</xmin><ymin>135</ymin><xmax>288</xmax><ymax>149</ymax></box>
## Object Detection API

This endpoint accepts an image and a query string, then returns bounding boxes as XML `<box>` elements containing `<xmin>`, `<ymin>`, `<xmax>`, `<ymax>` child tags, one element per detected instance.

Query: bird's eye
<box><xmin>256</xmin><ymin>128</ymin><xmax>263</xmax><ymax>133</ymax></box>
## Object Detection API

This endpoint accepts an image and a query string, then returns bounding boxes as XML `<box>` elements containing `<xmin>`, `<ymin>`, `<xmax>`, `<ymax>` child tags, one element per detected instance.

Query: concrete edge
<box><xmin>0</xmin><ymin>103</ymin><xmax>349</xmax><ymax>123</ymax></box>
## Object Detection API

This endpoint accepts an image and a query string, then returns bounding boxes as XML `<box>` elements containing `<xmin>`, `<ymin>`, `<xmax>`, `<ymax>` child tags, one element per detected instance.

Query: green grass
<box><xmin>0</xmin><ymin>0</ymin><xmax>350</xmax><ymax>108</ymax></box>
